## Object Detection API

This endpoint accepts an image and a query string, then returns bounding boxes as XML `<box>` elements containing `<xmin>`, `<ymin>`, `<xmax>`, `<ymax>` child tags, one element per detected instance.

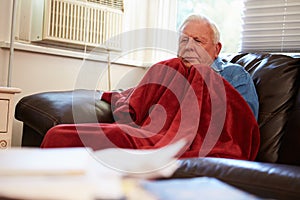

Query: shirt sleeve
<box><xmin>221</xmin><ymin>65</ymin><xmax>259</xmax><ymax>120</ymax></box>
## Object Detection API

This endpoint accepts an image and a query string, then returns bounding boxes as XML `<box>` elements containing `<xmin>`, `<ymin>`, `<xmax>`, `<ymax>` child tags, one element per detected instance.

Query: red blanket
<box><xmin>41</xmin><ymin>58</ymin><xmax>260</xmax><ymax>160</ymax></box>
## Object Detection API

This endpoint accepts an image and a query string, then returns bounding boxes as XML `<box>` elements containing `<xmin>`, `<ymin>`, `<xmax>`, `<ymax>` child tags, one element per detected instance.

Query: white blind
<box><xmin>241</xmin><ymin>0</ymin><xmax>300</xmax><ymax>52</ymax></box>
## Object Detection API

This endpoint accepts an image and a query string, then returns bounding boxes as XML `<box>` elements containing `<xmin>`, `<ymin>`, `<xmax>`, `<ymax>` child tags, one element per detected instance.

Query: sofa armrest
<box><xmin>172</xmin><ymin>157</ymin><xmax>300</xmax><ymax>199</ymax></box>
<box><xmin>15</xmin><ymin>89</ymin><xmax>114</xmax><ymax>137</ymax></box>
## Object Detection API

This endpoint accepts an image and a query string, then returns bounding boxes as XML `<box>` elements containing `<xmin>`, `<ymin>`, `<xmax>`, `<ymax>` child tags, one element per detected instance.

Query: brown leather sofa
<box><xmin>15</xmin><ymin>53</ymin><xmax>300</xmax><ymax>199</ymax></box>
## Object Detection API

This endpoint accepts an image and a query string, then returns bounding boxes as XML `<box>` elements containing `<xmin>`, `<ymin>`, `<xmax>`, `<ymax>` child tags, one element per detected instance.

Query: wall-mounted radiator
<box><xmin>19</xmin><ymin>0</ymin><xmax>123</xmax><ymax>50</ymax></box>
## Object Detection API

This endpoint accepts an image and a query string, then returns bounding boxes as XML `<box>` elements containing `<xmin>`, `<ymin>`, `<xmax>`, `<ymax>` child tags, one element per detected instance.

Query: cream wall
<box><xmin>0</xmin><ymin>0</ymin><xmax>147</xmax><ymax>147</ymax></box>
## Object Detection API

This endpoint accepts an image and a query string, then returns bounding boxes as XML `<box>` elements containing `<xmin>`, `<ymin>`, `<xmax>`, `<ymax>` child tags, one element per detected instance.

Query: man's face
<box><xmin>177</xmin><ymin>20</ymin><xmax>222</xmax><ymax>67</ymax></box>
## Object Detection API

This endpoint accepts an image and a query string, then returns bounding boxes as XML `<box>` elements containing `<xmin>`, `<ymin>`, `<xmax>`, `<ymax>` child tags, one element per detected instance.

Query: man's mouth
<box><xmin>184</xmin><ymin>57</ymin><xmax>197</xmax><ymax>59</ymax></box>
<box><xmin>182</xmin><ymin>57</ymin><xmax>199</xmax><ymax>62</ymax></box>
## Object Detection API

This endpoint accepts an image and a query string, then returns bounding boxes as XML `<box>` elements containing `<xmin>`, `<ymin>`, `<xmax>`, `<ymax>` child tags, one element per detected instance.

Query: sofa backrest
<box><xmin>278</xmin><ymin>85</ymin><xmax>300</xmax><ymax>165</ymax></box>
<box><xmin>229</xmin><ymin>53</ymin><xmax>300</xmax><ymax>164</ymax></box>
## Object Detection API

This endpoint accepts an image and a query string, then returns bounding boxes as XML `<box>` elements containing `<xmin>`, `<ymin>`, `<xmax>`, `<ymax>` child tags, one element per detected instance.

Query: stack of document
<box><xmin>0</xmin><ymin>139</ymin><xmax>186</xmax><ymax>200</ymax></box>
<box><xmin>0</xmin><ymin>148</ymin><xmax>123</xmax><ymax>200</ymax></box>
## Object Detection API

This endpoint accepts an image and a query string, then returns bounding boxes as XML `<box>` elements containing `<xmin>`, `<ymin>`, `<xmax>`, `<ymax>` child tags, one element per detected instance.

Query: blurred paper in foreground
<box><xmin>0</xmin><ymin>139</ymin><xmax>187</xmax><ymax>200</ymax></box>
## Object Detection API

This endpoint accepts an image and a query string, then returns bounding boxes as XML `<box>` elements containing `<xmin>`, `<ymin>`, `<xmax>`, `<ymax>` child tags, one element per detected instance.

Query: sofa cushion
<box><xmin>172</xmin><ymin>157</ymin><xmax>300</xmax><ymax>199</ymax></box>
<box><xmin>230</xmin><ymin>53</ymin><xmax>300</xmax><ymax>163</ymax></box>
<box><xmin>15</xmin><ymin>89</ymin><xmax>114</xmax><ymax>137</ymax></box>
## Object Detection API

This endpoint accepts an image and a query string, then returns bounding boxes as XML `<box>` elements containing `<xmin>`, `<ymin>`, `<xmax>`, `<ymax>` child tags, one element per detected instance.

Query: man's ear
<box><xmin>215</xmin><ymin>42</ymin><xmax>222</xmax><ymax>58</ymax></box>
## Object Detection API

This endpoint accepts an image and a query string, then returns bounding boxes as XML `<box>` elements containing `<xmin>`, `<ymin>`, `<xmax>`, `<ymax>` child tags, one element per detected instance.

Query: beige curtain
<box><xmin>118</xmin><ymin>0</ymin><xmax>178</xmax><ymax>66</ymax></box>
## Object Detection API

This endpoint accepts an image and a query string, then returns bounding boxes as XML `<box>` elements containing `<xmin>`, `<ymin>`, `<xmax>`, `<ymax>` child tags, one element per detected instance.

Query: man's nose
<box><xmin>185</xmin><ymin>37</ymin><xmax>194</xmax><ymax>50</ymax></box>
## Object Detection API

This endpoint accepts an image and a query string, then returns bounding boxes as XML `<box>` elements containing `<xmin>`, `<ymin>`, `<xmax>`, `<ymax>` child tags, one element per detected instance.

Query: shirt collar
<box><xmin>211</xmin><ymin>57</ymin><xmax>224</xmax><ymax>72</ymax></box>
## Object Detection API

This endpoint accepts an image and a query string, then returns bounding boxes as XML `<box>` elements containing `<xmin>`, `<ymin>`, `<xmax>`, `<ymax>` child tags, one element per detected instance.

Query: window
<box><xmin>176</xmin><ymin>0</ymin><xmax>243</xmax><ymax>53</ymax></box>
<box><xmin>241</xmin><ymin>0</ymin><xmax>300</xmax><ymax>53</ymax></box>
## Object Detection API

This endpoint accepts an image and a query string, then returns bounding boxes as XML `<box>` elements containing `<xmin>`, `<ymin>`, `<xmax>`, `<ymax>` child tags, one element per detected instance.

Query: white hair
<box><xmin>179</xmin><ymin>14</ymin><xmax>220</xmax><ymax>44</ymax></box>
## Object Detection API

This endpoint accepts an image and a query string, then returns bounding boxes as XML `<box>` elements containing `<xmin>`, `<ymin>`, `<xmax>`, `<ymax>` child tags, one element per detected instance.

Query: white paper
<box><xmin>93</xmin><ymin>139</ymin><xmax>187</xmax><ymax>179</ymax></box>
<box><xmin>0</xmin><ymin>139</ymin><xmax>187</xmax><ymax>199</ymax></box>
<box><xmin>0</xmin><ymin>147</ymin><xmax>91</xmax><ymax>176</ymax></box>
<box><xmin>0</xmin><ymin>147</ymin><xmax>124</xmax><ymax>200</ymax></box>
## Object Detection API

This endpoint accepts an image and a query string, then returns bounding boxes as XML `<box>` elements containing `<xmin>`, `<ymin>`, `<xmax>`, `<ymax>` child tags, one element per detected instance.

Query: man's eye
<box><xmin>194</xmin><ymin>38</ymin><xmax>202</xmax><ymax>43</ymax></box>
<box><xmin>181</xmin><ymin>37</ymin><xmax>189</xmax><ymax>42</ymax></box>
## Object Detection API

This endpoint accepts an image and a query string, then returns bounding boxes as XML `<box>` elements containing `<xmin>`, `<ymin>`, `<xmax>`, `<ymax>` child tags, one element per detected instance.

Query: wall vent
<box><xmin>20</xmin><ymin>0</ymin><xmax>123</xmax><ymax>50</ymax></box>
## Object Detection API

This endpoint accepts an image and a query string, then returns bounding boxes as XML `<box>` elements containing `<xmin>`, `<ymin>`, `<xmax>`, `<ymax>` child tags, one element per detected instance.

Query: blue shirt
<box><xmin>211</xmin><ymin>57</ymin><xmax>259</xmax><ymax>119</ymax></box>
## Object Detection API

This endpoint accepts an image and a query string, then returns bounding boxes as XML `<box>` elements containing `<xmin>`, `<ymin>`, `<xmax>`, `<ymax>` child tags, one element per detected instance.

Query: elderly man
<box><xmin>177</xmin><ymin>14</ymin><xmax>258</xmax><ymax>119</ymax></box>
<box><xmin>41</xmin><ymin>14</ymin><xmax>260</xmax><ymax>161</ymax></box>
